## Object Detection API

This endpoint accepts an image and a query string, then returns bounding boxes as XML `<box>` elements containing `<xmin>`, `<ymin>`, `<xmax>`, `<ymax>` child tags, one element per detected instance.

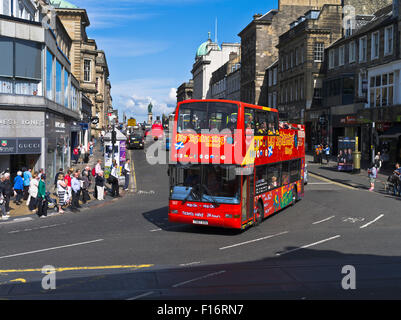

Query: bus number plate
<box><xmin>193</xmin><ymin>219</ymin><xmax>208</xmax><ymax>225</ymax></box>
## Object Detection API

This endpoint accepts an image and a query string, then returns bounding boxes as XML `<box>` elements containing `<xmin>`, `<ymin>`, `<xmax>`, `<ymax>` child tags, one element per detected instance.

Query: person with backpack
<box><xmin>13</xmin><ymin>171</ymin><xmax>24</xmax><ymax>205</ymax></box>
<box><xmin>368</xmin><ymin>163</ymin><xmax>378</xmax><ymax>192</ymax></box>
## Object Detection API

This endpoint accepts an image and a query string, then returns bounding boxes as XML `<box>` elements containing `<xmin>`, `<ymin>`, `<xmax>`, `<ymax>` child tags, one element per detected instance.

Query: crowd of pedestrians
<box><xmin>0</xmin><ymin>155</ymin><xmax>128</xmax><ymax>221</ymax></box>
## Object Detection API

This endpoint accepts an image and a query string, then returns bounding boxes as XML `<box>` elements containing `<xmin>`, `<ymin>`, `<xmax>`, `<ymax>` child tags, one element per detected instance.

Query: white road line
<box><xmin>312</xmin><ymin>215</ymin><xmax>335</xmax><ymax>225</ymax></box>
<box><xmin>180</xmin><ymin>261</ymin><xmax>201</xmax><ymax>267</ymax></box>
<box><xmin>150</xmin><ymin>228</ymin><xmax>162</xmax><ymax>232</ymax></box>
<box><xmin>0</xmin><ymin>239</ymin><xmax>104</xmax><ymax>260</ymax></box>
<box><xmin>219</xmin><ymin>231</ymin><xmax>289</xmax><ymax>250</ymax></box>
<box><xmin>308</xmin><ymin>182</ymin><xmax>332</xmax><ymax>185</ymax></box>
<box><xmin>127</xmin><ymin>291</ymin><xmax>155</xmax><ymax>300</ymax></box>
<box><xmin>172</xmin><ymin>270</ymin><xmax>226</xmax><ymax>288</ymax></box>
<box><xmin>360</xmin><ymin>214</ymin><xmax>384</xmax><ymax>229</ymax></box>
<box><xmin>276</xmin><ymin>235</ymin><xmax>341</xmax><ymax>256</ymax></box>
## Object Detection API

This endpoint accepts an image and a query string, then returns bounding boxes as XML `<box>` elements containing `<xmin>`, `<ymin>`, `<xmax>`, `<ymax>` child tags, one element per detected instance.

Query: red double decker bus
<box><xmin>168</xmin><ymin>99</ymin><xmax>305</xmax><ymax>230</ymax></box>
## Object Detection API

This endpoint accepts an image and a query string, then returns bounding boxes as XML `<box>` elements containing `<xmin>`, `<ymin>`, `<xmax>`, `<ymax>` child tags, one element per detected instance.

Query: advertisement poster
<box><xmin>119</xmin><ymin>140</ymin><xmax>126</xmax><ymax>163</ymax></box>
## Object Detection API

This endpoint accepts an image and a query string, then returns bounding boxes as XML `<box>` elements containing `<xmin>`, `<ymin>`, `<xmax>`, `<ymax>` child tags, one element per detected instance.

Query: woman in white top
<box><xmin>28</xmin><ymin>173</ymin><xmax>39</xmax><ymax>212</ymax></box>
<box><xmin>57</xmin><ymin>174</ymin><xmax>67</xmax><ymax>214</ymax></box>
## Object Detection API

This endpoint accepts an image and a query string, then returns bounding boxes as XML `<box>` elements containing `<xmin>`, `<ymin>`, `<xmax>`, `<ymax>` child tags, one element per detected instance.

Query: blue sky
<box><xmin>75</xmin><ymin>0</ymin><xmax>278</xmax><ymax>123</ymax></box>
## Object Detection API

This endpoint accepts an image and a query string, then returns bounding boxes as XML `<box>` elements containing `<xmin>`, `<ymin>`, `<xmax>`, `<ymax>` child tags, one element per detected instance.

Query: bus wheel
<box><xmin>291</xmin><ymin>186</ymin><xmax>297</xmax><ymax>205</ymax></box>
<box><xmin>256</xmin><ymin>201</ymin><xmax>264</xmax><ymax>225</ymax></box>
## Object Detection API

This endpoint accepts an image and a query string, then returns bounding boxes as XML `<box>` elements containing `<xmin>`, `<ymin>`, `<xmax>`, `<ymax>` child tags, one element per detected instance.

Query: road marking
<box><xmin>0</xmin><ymin>264</ymin><xmax>154</xmax><ymax>274</ymax></box>
<box><xmin>10</xmin><ymin>278</ymin><xmax>26</xmax><ymax>283</ymax></box>
<box><xmin>276</xmin><ymin>235</ymin><xmax>341</xmax><ymax>256</ymax></box>
<box><xmin>172</xmin><ymin>270</ymin><xmax>226</xmax><ymax>288</ymax></box>
<box><xmin>309</xmin><ymin>173</ymin><xmax>357</xmax><ymax>190</ymax></box>
<box><xmin>308</xmin><ymin>182</ymin><xmax>332</xmax><ymax>185</ymax></box>
<box><xmin>150</xmin><ymin>228</ymin><xmax>162</xmax><ymax>232</ymax></box>
<box><xmin>312</xmin><ymin>216</ymin><xmax>335</xmax><ymax>225</ymax></box>
<box><xmin>127</xmin><ymin>291</ymin><xmax>155</xmax><ymax>300</ymax></box>
<box><xmin>0</xmin><ymin>264</ymin><xmax>153</xmax><ymax>274</ymax></box>
<box><xmin>130</xmin><ymin>149</ymin><xmax>137</xmax><ymax>193</ymax></box>
<box><xmin>219</xmin><ymin>231</ymin><xmax>289</xmax><ymax>250</ymax></box>
<box><xmin>0</xmin><ymin>239</ymin><xmax>104</xmax><ymax>260</ymax></box>
<box><xmin>180</xmin><ymin>261</ymin><xmax>201</xmax><ymax>267</ymax></box>
<box><xmin>360</xmin><ymin>214</ymin><xmax>384</xmax><ymax>229</ymax></box>
<box><xmin>1</xmin><ymin>217</ymin><xmax>33</xmax><ymax>225</ymax></box>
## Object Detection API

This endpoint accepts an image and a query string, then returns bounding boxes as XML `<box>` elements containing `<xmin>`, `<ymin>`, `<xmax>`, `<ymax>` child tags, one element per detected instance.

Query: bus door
<box><xmin>241</xmin><ymin>174</ymin><xmax>255</xmax><ymax>226</ymax></box>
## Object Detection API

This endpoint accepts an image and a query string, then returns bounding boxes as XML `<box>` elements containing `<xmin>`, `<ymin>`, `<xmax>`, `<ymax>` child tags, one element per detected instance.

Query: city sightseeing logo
<box><xmin>1</xmin><ymin>140</ymin><xmax>7</xmax><ymax>147</ymax></box>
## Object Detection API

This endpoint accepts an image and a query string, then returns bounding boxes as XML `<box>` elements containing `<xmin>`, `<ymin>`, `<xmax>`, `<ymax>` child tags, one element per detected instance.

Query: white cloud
<box><xmin>112</xmin><ymin>78</ymin><xmax>178</xmax><ymax>123</ymax></box>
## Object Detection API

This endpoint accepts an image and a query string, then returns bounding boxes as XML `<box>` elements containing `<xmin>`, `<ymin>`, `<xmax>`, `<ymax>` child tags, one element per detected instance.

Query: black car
<box><xmin>127</xmin><ymin>133</ymin><xmax>145</xmax><ymax>149</ymax></box>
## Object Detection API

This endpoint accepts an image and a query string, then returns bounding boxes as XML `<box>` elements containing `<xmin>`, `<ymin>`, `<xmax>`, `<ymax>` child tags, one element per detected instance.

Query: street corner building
<box><xmin>0</xmin><ymin>0</ymin><xmax>89</xmax><ymax>184</ymax></box>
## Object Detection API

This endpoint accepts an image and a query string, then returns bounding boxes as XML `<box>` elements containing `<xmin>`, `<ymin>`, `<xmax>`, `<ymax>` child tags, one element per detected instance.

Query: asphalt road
<box><xmin>1</xmin><ymin>142</ymin><xmax>401</xmax><ymax>300</ymax></box>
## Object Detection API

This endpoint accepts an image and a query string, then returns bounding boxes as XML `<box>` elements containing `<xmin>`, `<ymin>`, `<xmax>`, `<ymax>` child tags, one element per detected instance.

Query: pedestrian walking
<box><xmin>392</xmin><ymin>163</ymin><xmax>401</xmax><ymax>196</ymax></box>
<box><xmin>81</xmin><ymin>170</ymin><xmax>91</xmax><ymax>204</ymax></box>
<box><xmin>23</xmin><ymin>168</ymin><xmax>32</xmax><ymax>201</ymax></box>
<box><xmin>0</xmin><ymin>174</ymin><xmax>10</xmax><ymax>220</ymax></box>
<box><xmin>374</xmin><ymin>152</ymin><xmax>383</xmax><ymax>172</ymax></box>
<box><xmin>57</xmin><ymin>174</ymin><xmax>67</xmax><ymax>214</ymax></box>
<box><xmin>95</xmin><ymin>171</ymin><xmax>105</xmax><ymax>200</ymax></box>
<box><xmin>324</xmin><ymin>145</ymin><xmax>330</xmax><ymax>164</ymax></box>
<box><xmin>123</xmin><ymin>159</ymin><xmax>131</xmax><ymax>191</ymax></box>
<box><xmin>368</xmin><ymin>163</ymin><xmax>378</xmax><ymax>192</ymax></box>
<box><xmin>37</xmin><ymin>175</ymin><xmax>47</xmax><ymax>217</ymax></box>
<box><xmin>13</xmin><ymin>171</ymin><xmax>24</xmax><ymax>205</ymax></box>
<box><xmin>54</xmin><ymin>168</ymin><xmax>63</xmax><ymax>192</ymax></box>
<box><xmin>73</xmin><ymin>146</ymin><xmax>79</xmax><ymax>164</ymax></box>
<box><xmin>28</xmin><ymin>173</ymin><xmax>39</xmax><ymax>213</ymax></box>
<box><xmin>110</xmin><ymin>161</ymin><xmax>120</xmax><ymax>198</ymax></box>
<box><xmin>71</xmin><ymin>172</ymin><xmax>81</xmax><ymax>212</ymax></box>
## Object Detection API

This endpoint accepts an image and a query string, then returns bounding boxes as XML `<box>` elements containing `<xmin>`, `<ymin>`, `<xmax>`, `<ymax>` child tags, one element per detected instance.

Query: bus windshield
<box><xmin>177</xmin><ymin>102</ymin><xmax>238</xmax><ymax>133</ymax></box>
<box><xmin>170</xmin><ymin>165</ymin><xmax>240</xmax><ymax>204</ymax></box>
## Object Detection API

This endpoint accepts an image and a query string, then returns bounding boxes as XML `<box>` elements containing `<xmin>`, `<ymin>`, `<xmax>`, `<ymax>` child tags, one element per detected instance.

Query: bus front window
<box><xmin>170</xmin><ymin>165</ymin><xmax>240</xmax><ymax>204</ymax></box>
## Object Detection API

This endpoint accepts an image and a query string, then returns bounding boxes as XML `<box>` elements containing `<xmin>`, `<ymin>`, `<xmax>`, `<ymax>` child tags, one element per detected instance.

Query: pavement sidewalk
<box><xmin>1</xmin><ymin>142</ymin><xmax>130</xmax><ymax>223</ymax></box>
<box><xmin>306</xmin><ymin>154</ymin><xmax>392</xmax><ymax>194</ymax></box>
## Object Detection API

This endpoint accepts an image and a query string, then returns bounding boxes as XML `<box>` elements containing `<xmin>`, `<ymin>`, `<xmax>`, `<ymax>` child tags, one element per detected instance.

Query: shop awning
<box><xmin>380</xmin><ymin>126</ymin><xmax>401</xmax><ymax>139</ymax></box>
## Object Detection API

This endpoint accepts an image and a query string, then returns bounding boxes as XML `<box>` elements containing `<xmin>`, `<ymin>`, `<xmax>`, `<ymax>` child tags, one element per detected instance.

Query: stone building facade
<box><xmin>176</xmin><ymin>80</ymin><xmax>193</xmax><ymax>103</ymax></box>
<box><xmin>238</xmin><ymin>0</ymin><xmax>342</xmax><ymax>107</ymax></box>
<box><xmin>277</xmin><ymin>4</ymin><xmax>344</xmax><ymax>151</ymax></box>
<box><xmin>322</xmin><ymin>2</ymin><xmax>401</xmax><ymax>166</ymax></box>
<box><xmin>49</xmin><ymin>0</ymin><xmax>113</xmax><ymax>137</ymax></box>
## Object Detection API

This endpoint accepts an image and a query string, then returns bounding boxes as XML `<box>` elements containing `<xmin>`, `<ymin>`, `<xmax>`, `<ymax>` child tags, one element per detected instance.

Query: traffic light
<box><xmin>112</xmin><ymin>130</ymin><xmax>117</xmax><ymax>145</ymax></box>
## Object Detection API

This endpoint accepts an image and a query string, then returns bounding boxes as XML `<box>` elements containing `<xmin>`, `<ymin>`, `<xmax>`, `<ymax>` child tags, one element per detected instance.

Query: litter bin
<box><xmin>352</xmin><ymin>151</ymin><xmax>361</xmax><ymax>173</ymax></box>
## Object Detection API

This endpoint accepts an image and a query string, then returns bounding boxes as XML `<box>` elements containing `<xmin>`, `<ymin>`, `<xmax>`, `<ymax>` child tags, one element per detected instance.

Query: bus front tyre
<box><xmin>256</xmin><ymin>202</ymin><xmax>264</xmax><ymax>225</ymax></box>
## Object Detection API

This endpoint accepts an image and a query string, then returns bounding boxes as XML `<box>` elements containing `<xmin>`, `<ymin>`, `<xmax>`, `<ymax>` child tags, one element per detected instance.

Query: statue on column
<box><xmin>148</xmin><ymin>102</ymin><xmax>153</xmax><ymax>124</ymax></box>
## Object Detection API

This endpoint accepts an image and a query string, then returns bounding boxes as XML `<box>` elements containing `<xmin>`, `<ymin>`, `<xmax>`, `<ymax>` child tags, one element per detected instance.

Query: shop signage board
<box><xmin>0</xmin><ymin>138</ymin><xmax>41</xmax><ymax>154</ymax></box>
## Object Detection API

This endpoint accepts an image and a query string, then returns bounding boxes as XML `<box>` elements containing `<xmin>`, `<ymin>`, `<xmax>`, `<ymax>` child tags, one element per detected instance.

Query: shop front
<box><xmin>45</xmin><ymin>113</ymin><xmax>71</xmax><ymax>186</ymax></box>
<box><xmin>331</xmin><ymin>114</ymin><xmax>361</xmax><ymax>158</ymax></box>
<box><xmin>0</xmin><ymin>111</ymin><xmax>45</xmax><ymax>174</ymax></box>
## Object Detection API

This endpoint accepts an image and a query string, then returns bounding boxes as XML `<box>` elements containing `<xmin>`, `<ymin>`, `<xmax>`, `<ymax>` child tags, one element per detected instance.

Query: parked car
<box><xmin>127</xmin><ymin>132</ymin><xmax>145</xmax><ymax>149</ymax></box>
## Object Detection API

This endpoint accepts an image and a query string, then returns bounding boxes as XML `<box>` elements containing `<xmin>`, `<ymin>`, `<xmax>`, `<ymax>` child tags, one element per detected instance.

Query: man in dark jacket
<box><xmin>0</xmin><ymin>173</ymin><xmax>13</xmax><ymax>216</ymax></box>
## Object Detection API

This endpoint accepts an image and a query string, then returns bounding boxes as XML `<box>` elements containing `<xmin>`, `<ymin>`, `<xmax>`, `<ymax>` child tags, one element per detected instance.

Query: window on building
<box><xmin>268</xmin><ymin>70</ymin><xmax>272</xmax><ymax>87</ymax></box>
<box><xmin>273</xmin><ymin>68</ymin><xmax>277</xmax><ymax>85</ymax></box>
<box><xmin>56</xmin><ymin>60</ymin><xmax>62</xmax><ymax>104</ymax></box>
<box><xmin>273</xmin><ymin>92</ymin><xmax>277</xmax><ymax>107</ymax></box>
<box><xmin>295</xmin><ymin>47</ymin><xmax>299</xmax><ymax>65</ymax></box>
<box><xmin>328</xmin><ymin>49</ymin><xmax>334</xmax><ymax>69</ymax></box>
<box><xmin>359</xmin><ymin>36</ymin><xmax>367</xmax><ymax>62</ymax></box>
<box><xmin>369</xmin><ymin>73</ymin><xmax>394</xmax><ymax>107</ymax></box>
<box><xmin>84</xmin><ymin>59</ymin><xmax>91</xmax><ymax>82</ymax></box>
<box><xmin>384</xmin><ymin>26</ymin><xmax>393</xmax><ymax>55</ymax></box>
<box><xmin>314</xmin><ymin>42</ymin><xmax>324</xmax><ymax>62</ymax></box>
<box><xmin>64</xmin><ymin>69</ymin><xmax>69</xmax><ymax>108</ymax></box>
<box><xmin>339</xmin><ymin>45</ymin><xmax>345</xmax><ymax>66</ymax></box>
<box><xmin>46</xmin><ymin>50</ymin><xmax>54</xmax><ymax>100</ymax></box>
<box><xmin>290</xmin><ymin>51</ymin><xmax>294</xmax><ymax>68</ymax></box>
<box><xmin>349</xmin><ymin>41</ymin><xmax>356</xmax><ymax>63</ymax></box>
<box><xmin>371</xmin><ymin>32</ymin><xmax>379</xmax><ymax>60</ymax></box>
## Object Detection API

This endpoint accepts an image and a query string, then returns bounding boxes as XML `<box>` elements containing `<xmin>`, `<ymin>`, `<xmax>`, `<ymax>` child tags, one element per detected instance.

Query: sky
<box><xmin>75</xmin><ymin>0</ymin><xmax>278</xmax><ymax>123</ymax></box>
